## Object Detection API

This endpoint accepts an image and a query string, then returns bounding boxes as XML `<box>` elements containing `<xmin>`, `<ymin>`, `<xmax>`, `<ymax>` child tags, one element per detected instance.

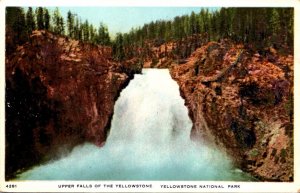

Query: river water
<box><xmin>17</xmin><ymin>69</ymin><xmax>253</xmax><ymax>180</ymax></box>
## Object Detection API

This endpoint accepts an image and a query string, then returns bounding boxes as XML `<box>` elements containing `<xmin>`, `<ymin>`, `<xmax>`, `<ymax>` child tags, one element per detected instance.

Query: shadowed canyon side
<box><xmin>5</xmin><ymin>30</ymin><xmax>142</xmax><ymax>179</ymax></box>
<box><xmin>169</xmin><ymin>41</ymin><xmax>293</xmax><ymax>181</ymax></box>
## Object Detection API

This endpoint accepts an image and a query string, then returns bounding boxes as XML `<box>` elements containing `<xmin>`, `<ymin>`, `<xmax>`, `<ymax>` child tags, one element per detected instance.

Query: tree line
<box><xmin>6</xmin><ymin>7</ymin><xmax>111</xmax><ymax>53</ymax></box>
<box><xmin>6</xmin><ymin>7</ymin><xmax>293</xmax><ymax>61</ymax></box>
<box><xmin>115</xmin><ymin>8</ymin><xmax>293</xmax><ymax>61</ymax></box>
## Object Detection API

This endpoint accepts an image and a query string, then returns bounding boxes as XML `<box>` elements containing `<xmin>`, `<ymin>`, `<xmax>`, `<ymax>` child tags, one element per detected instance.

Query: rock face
<box><xmin>5</xmin><ymin>29</ymin><xmax>293</xmax><ymax>182</ymax></box>
<box><xmin>5</xmin><ymin>30</ymin><xmax>141</xmax><ymax>179</ymax></box>
<box><xmin>170</xmin><ymin>41</ymin><xmax>293</xmax><ymax>181</ymax></box>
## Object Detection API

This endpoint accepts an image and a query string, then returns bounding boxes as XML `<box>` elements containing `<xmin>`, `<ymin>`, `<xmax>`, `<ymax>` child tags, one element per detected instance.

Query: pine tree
<box><xmin>67</xmin><ymin>11</ymin><xmax>75</xmax><ymax>38</ymax></box>
<box><xmin>165</xmin><ymin>21</ymin><xmax>172</xmax><ymax>41</ymax></box>
<box><xmin>89</xmin><ymin>24</ymin><xmax>96</xmax><ymax>43</ymax></box>
<box><xmin>183</xmin><ymin>16</ymin><xmax>191</xmax><ymax>37</ymax></box>
<box><xmin>286</xmin><ymin>8</ymin><xmax>294</xmax><ymax>48</ymax></box>
<box><xmin>173</xmin><ymin>16</ymin><xmax>184</xmax><ymax>40</ymax></box>
<box><xmin>52</xmin><ymin>7</ymin><xmax>64</xmax><ymax>34</ymax></box>
<box><xmin>74</xmin><ymin>17</ymin><xmax>81</xmax><ymax>40</ymax></box>
<box><xmin>209</xmin><ymin>12</ymin><xmax>218</xmax><ymax>41</ymax></box>
<box><xmin>44</xmin><ymin>8</ymin><xmax>50</xmax><ymax>30</ymax></box>
<box><xmin>96</xmin><ymin>23</ymin><xmax>110</xmax><ymax>45</ymax></box>
<box><xmin>36</xmin><ymin>7</ymin><xmax>44</xmax><ymax>30</ymax></box>
<box><xmin>83</xmin><ymin>20</ymin><xmax>90</xmax><ymax>42</ymax></box>
<box><xmin>6</xmin><ymin>7</ymin><xmax>27</xmax><ymax>45</ymax></box>
<box><xmin>79</xmin><ymin>19</ymin><xmax>84</xmax><ymax>41</ymax></box>
<box><xmin>269</xmin><ymin>8</ymin><xmax>281</xmax><ymax>47</ymax></box>
<box><xmin>52</xmin><ymin>7</ymin><xmax>60</xmax><ymax>34</ymax></box>
<box><xmin>278</xmin><ymin>8</ymin><xmax>293</xmax><ymax>46</ymax></box>
<box><xmin>200</xmin><ymin>9</ymin><xmax>210</xmax><ymax>40</ymax></box>
<box><xmin>26</xmin><ymin>7</ymin><xmax>36</xmax><ymax>34</ymax></box>
<box><xmin>113</xmin><ymin>33</ymin><xmax>125</xmax><ymax>61</ymax></box>
<box><xmin>219</xmin><ymin>8</ymin><xmax>227</xmax><ymax>39</ymax></box>
<box><xmin>59</xmin><ymin>17</ymin><xmax>65</xmax><ymax>35</ymax></box>
<box><xmin>189</xmin><ymin>11</ymin><xmax>197</xmax><ymax>34</ymax></box>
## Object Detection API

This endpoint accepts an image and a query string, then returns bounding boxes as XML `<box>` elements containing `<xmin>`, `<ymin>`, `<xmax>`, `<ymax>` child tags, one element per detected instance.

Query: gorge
<box><xmin>16</xmin><ymin>69</ymin><xmax>253</xmax><ymax>181</ymax></box>
<box><xmin>5</xmin><ymin>7</ymin><xmax>294</xmax><ymax>182</ymax></box>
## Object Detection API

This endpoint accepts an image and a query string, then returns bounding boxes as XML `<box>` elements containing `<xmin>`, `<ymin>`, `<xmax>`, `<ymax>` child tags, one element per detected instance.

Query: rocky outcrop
<box><xmin>143</xmin><ymin>34</ymin><xmax>208</xmax><ymax>69</ymax></box>
<box><xmin>170</xmin><ymin>40</ymin><xmax>293</xmax><ymax>181</ymax></box>
<box><xmin>5</xmin><ymin>30</ymin><xmax>141</xmax><ymax>179</ymax></box>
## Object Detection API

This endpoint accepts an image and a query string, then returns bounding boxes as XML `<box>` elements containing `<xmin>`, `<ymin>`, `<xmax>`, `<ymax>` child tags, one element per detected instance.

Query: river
<box><xmin>17</xmin><ymin>69</ymin><xmax>253</xmax><ymax>180</ymax></box>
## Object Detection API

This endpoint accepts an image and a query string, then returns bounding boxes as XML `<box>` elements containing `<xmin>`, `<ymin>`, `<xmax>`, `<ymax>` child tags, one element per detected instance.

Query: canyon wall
<box><xmin>5</xmin><ymin>30</ymin><xmax>141</xmax><ymax>179</ymax></box>
<box><xmin>170</xmin><ymin>41</ymin><xmax>293</xmax><ymax>181</ymax></box>
<box><xmin>5</xmin><ymin>29</ymin><xmax>294</xmax><ymax>182</ymax></box>
<box><xmin>143</xmin><ymin>38</ymin><xmax>294</xmax><ymax>181</ymax></box>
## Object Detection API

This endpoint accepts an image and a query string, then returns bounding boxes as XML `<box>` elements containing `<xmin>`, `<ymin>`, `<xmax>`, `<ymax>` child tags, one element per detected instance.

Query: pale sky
<box><xmin>46</xmin><ymin>7</ymin><xmax>218</xmax><ymax>35</ymax></box>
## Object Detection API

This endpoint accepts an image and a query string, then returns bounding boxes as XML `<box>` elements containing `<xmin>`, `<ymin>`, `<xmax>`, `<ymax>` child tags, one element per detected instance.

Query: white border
<box><xmin>0</xmin><ymin>0</ymin><xmax>299</xmax><ymax>7</ymax></box>
<box><xmin>0</xmin><ymin>0</ymin><xmax>299</xmax><ymax>192</ymax></box>
<box><xmin>0</xmin><ymin>0</ymin><xmax>6</xmax><ymax>191</ymax></box>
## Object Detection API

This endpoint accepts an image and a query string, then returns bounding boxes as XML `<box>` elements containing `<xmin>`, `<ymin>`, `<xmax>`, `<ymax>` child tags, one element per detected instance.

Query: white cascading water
<box><xmin>17</xmin><ymin>69</ymin><xmax>252</xmax><ymax>180</ymax></box>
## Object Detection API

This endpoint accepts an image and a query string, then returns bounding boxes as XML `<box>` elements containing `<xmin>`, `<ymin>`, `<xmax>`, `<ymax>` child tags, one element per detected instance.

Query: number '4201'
<box><xmin>6</xmin><ymin>184</ymin><xmax>17</xmax><ymax>188</ymax></box>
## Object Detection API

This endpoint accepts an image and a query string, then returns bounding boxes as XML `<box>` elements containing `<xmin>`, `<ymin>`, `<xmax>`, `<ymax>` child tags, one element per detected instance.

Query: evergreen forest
<box><xmin>6</xmin><ymin>7</ymin><xmax>293</xmax><ymax>61</ymax></box>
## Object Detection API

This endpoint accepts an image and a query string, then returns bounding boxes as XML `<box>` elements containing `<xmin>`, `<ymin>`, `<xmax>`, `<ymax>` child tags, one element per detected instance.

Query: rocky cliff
<box><xmin>5</xmin><ymin>30</ymin><xmax>141</xmax><ymax>179</ymax></box>
<box><xmin>170</xmin><ymin>40</ymin><xmax>293</xmax><ymax>181</ymax></box>
<box><xmin>5</xmin><ymin>29</ymin><xmax>294</xmax><ymax>181</ymax></box>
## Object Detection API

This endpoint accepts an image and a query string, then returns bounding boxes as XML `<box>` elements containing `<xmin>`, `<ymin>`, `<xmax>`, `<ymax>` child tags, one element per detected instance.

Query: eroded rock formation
<box><xmin>5</xmin><ymin>30</ymin><xmax>141</xmax><ymax>179</ymax></box>
<box><xmin>170</xmin><ymin>41</ymin><xmax>293</xmax><ymax>181</ymax></box>
<box><xmin>5</xmin><ymin>29</ymin><xmax>293</xmax><ymax>182</ymax></box>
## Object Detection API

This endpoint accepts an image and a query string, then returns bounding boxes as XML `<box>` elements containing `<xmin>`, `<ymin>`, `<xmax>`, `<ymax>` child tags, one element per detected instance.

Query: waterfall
<box><xmin>17</xmin><ymin>69</ymin><xmax>252</xmax><ymax>180</ymax></box>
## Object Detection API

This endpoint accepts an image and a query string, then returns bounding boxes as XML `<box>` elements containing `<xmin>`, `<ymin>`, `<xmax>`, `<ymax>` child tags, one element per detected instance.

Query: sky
<box><xmin>46</xmin><ymin>7</ymin><xmax>217</xmax><ymax>35</ymax></box>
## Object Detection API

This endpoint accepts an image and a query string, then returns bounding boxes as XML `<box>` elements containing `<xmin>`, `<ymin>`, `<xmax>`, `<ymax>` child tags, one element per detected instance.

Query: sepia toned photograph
<box><xmin>1</xmin><ymin>3</ymin><xmax>297</xmax><ymax>192</ymax></box>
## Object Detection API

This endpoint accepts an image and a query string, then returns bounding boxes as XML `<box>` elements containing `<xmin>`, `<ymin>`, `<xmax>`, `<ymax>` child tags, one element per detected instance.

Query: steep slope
<box><xmin>170</xmin><ymin>41</ymin><xmax>293</xmax><ymax>181</ymax></box>
<box><xmin>5</xmin><ymin>30</ymin><xmax>141</xmax><ymax>179</ymax></box>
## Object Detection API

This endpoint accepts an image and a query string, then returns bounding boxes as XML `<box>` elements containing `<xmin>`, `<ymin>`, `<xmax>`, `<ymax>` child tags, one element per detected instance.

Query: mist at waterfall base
<box><xmin>17</xmin><ymin>69</ymin><xmax>252</xmax><ymax>181</ymax></box>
